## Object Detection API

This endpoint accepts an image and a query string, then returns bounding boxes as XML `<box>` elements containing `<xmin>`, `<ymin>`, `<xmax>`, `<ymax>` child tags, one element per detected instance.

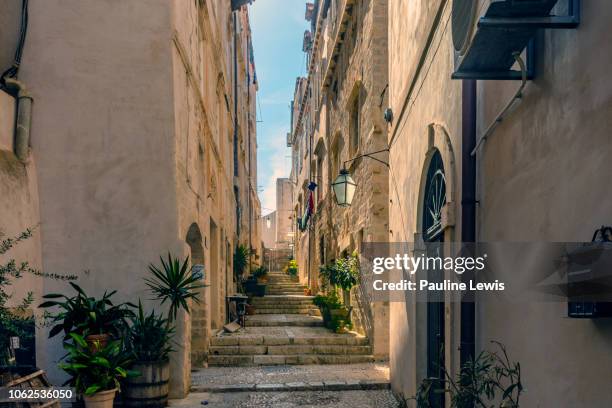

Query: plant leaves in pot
<box><xmin>58</xmin><ymin>333</ymin><xmax>138</xmax><ymax>408</ymax></box>
<box><xmin>123</xmin><ymin>301</ymin><xmax>173</xmax><ymax>408</ymax></box>
<box><xmin>39</xmin><ymin>282</ymin><xmax>135</xmax><ymax>352</ymax></box>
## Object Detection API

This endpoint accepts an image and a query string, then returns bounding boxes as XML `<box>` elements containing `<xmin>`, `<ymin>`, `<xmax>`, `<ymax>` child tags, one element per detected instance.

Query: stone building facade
<box><xmin>387</xmin><ymin>0</ymin><xmax>612</xmax><ymax>406</ymax></box>
<box><xmin>0</xmin><ymin>0</ymin><xmax>260</xmax><ymax>398</ymax></box>
<box><xmin>289</xmin><ymin>0</ymin><xmax>390</xmax><ymax>358</ymax></box>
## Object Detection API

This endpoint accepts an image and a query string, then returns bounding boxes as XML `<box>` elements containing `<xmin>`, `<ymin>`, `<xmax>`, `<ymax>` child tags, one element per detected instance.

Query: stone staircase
<box><xmin>208</xmin><ymin>271</ymin><xmax>375</xmax><ymax>366</ymax></box>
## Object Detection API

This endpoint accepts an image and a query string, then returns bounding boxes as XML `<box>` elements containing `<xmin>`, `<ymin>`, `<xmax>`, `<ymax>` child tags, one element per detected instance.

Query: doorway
<box><xmin>210</xmin><ymin>218</ymin><xmax>220</xmax><ymax>329</ymax></box>
<box><xmin>422</xmin><ymin>149</ymin><xmax>446</xmax><ymax>408</ymax></box>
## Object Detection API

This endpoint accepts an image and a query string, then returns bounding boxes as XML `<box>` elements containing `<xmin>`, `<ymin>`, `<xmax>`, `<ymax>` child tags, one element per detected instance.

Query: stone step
<box><xmin>250</xmin><ymin>295</ymin><xmax>314</xmax><ymax>301</ymax></box>
<box><xmin>254</xmin><ymin>308</ymin><xmax>317</xmax><ymax>315</ymax></box>
<box><xmin>210</xmin><ymin>328</ymin><xmax>368</xmax><ymax>347</ymax></box>
<box><xmin>207</xmin><ymin>354</ymin><xmax>376</xmax><ymax>366</ymax></box>
<box><xmin>250</xmin><ymin>298</ymin><xmax>314</xmax><ymax>305</ymax></box>
<box><xmin>245</xmin><ymin>314</ymin><xmax>324</xmax><ymax>327</ymax></box>
<box><xmin>209</xmin><ymin>344</ymin><xmax>372</xmax><ymax>356</ymax></box>
<box><xmin>266</xmin><ymin>288</ymin><xmax>306</xmax><ymax>292</ymax></box>
<box><xmin>251</xmin><ymin>300</ymin><xmax>313</xmax><ymax>308</ymax></box>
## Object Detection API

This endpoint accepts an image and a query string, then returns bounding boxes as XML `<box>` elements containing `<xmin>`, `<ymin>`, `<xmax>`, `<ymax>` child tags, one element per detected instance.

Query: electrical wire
<box><xmin>1</xmin><ymin>0</ymin><xmax>28</xmax><ymax>86</ymax></box>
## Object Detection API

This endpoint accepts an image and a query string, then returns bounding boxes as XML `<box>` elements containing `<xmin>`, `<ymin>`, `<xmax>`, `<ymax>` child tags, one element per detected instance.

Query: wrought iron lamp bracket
<box><xmin>342</xmin><ymin>148</ymin><xmax>390</xmax><ymax>170</ymax></box>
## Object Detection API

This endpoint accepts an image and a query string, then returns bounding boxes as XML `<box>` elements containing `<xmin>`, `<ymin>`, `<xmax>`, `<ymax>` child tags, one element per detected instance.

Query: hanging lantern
<box><xmin>332</xmin><ymin>169</ymin><xmax>357</xmax><ymax>207</ymax></box>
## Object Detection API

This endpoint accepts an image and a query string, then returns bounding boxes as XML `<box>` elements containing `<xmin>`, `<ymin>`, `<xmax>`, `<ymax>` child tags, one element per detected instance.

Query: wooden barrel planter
<box><xmin>123</xmin><ymin>360</ymin><xmax>169</xmax><ymax>408</ymax></box>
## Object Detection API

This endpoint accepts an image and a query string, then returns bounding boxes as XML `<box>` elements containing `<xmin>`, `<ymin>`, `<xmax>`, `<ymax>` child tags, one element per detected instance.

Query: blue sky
<box><xmin>250</xmin><ymin>0</ymin><xmax>309</xmax><ymax>215</ymax></box>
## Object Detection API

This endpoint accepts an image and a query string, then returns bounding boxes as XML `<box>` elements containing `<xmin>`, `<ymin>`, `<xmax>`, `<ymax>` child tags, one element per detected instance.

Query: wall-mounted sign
<box><xmin>192</xmin><ymin>264</ymin><xmax>205</xmax><ymax>281</ymax></box>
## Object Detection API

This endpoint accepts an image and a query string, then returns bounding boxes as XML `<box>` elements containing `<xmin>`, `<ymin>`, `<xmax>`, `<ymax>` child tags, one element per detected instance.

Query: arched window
<box><xmin>422</xmin><ymin>150</ymin><xmax>447</xmax><ymax>242</ymax></box>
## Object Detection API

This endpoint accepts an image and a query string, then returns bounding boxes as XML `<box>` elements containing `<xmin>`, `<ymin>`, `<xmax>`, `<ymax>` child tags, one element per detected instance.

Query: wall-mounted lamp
<box><xmin>332</xmin><ymin>148</ymin><xmax>389</xmax><ymax>207</ymax></box>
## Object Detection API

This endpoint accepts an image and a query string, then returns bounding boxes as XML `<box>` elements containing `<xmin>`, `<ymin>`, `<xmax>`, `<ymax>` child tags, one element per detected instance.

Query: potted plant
<box><xmin>412</xmin><ymin>341</ymin><xmax>523</xmax><ymax>408</ymax></box>
<box><xmin>1</xmin><ymin>227</ymin><xmax>77</xmax><ymax>384</ymax></box>
<box><xmin>233</xmin><ymin>245</ymin><xmax>251</xmax><ymax>293</ymax></box>
<box><xmin>123</xmin><ymin>301</ymin><xmax>173</xmax><ymax>408</ymax></box>
<box><xmin>59</xmin><ymin>333</ymin><xmax>136</xmax><ymax>408</ymax></box>
<box><xmin>328</xmin><ymin>253</ymin><xmax>360</xmax><ymax>305</ymax></box>
<box><xmin>285</xmin><ymin>259</ymin><xmax>298</xmax><ymax>278</ymax></box>
<box><xmin>121</xmin><ymin>253</ymin><xmax>202</xmax><ymax>407</ymax></box>
<box><xmin>312</xmin><ymin>292</ymin><xmax>341</xmax><ymax>328</ymax></box>
<box><xmin>39</xmin><ymin>282</ymin><xmax>135</xmax><ymax>352</ymax></box>
<box><xmin>251</xmin><ymin>265</ymin><xmax>268</xmax><ymax>283</ymax></box>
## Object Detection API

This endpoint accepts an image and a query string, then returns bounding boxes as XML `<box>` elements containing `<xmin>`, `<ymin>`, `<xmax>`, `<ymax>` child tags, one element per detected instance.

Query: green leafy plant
<box><xmin>251</xmin><ymin>265</ymin><xmax>268</xmax><ymax>279</ymax></box>
<box><xmin>233</xmin><ymin>245</ymin><xmax>251</xmax><ymax>278</ymax></box>
<box><xmin>329</xmin><ymin>253</ymin><xmax>360</xmax><ymax>291</ymax></box>
<box><xmin>59</xmin><ymin>333</ymin><xmax>138</xmax><ymax>396</ymax></box>
<box><xmin>285</xmin><ymin>259</ymin><xmax>298</xmax><ymax>277</ymax></box>
<box><xmin>39</xmin><ymin>282</ymin><xmax>135</xmax><ymax>340</ymax></box>
<box><xmin>145</xmin><ymin>253</ymin><xmax>204</xmax><ymax>323</ymax></box>
<box><xmin>127</xmin><ymin>300</ymin><xmax>173</xmax><ymax>362</ymax></box>
<box><xmin>312</xmin><ymin>292</ymin><xmax>342</xmax><ymax>310</ymax></box>
<box><xmin>413</xmin><ymin>341</ymin><xmax>523</xmax><ymax>408</ymax></box>
<box><xmin>1</xmin><ymin>228</ymin><xmax>77</xmax><ymax>364</ymax></box>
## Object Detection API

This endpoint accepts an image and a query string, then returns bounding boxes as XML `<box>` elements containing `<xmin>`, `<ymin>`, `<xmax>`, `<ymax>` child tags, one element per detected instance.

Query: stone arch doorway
<box><xmin>186</xmin><ymin>223</ymin><xmax>208</xmax><ymax>367</ymax></box>
<box><xmin>413</xmin><ymin>124</ymin><xmax>457</xmax><ymax>408</ymax></box>
<box><xmin>422</xmin><ymin>148</ymin><xmax>446</xmax><ymax>408</ymax></box>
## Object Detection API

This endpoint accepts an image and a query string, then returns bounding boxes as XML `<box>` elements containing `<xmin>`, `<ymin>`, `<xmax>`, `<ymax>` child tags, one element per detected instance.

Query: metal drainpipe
<box><xmin>247</xmin><ymin>39</ymin><xmax>252</xmax><ymax>268</ymax></box>
<box><xmin>5</xmin><ymin>78</ymin><xmax>33</xmax><ymax>162</ymax></box>
<box><xmin>460</xmin><ymin>79</ymin><xmax>477</xmax><ymax>368</ymax></box>
<box><xmin>233</xmin><ymin>12</ymin><xmax>240</xmax><ymax>241</ymax></box>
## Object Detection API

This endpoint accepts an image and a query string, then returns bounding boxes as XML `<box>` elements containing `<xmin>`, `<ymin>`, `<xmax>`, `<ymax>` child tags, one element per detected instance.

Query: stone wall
<box><xmin>290</xmin><ymin>0</ymin><xmax>390</xmax><ymax>359</ymax></box>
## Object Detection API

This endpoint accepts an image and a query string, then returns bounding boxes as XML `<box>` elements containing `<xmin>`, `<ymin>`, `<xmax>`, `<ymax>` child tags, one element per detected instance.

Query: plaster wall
<box><xmin>18</xmin><ymin>0</ymin><xmax>180</xmax><ymax>390</ymax></box>
<box><xmin>0</xmin><ymin>90</ymin><xmax>43</xmax><ymax>360</ymax></box>
<box><xmin>387</xmin><ymin>0</ymin><xmax>463</xmax><ymax>401</ymax></box>
<box><xmin>475</xmin><ymin>1</ymin><xmax>612</xmax><ymax>405</ymax></box>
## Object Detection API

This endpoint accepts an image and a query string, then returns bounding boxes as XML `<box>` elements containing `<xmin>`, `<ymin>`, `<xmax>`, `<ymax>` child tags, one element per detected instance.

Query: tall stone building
<box><xmin>387</xmin><ymin>0</ymin><xmax>612</xmax><ymax>406</ymax></box>
<box><xmin>289</xmin><ymin>0</ymin><xmax>390</xmax><ymax>358</ymax></box>
<box><xmin>0</xmin><ymin>0</ymin><xmax>260</xmax><ymax>397</ymax></box>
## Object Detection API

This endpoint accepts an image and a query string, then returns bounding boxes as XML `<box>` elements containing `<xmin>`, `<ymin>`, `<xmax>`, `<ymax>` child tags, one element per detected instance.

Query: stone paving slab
<box><xmin>169</xmin><ymin>390</ymin><xmax>399</xmax><ymax>407</ymax></box>
<box><xmin>191</xmin><ymin>362</ymin><xmax>389</xmax><ymax>387</ymax></box>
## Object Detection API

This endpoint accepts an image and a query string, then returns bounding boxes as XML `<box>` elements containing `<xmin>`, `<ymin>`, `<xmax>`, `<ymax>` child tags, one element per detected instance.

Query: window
<box><xmin>349</xmin><ymin>95</ymin><xmax>360</xmax><ymax>155</ymax></box>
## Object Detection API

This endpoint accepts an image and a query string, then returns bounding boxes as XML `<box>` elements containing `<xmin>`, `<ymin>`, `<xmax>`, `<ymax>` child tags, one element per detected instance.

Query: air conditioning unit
<box><xmin>452</xmin><ymin>0</ymin><xmax>580</xmax><ymax>80</ymax></box>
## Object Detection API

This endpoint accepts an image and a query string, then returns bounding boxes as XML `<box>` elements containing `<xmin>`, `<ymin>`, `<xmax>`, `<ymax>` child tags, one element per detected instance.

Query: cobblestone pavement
<box><xmin>191</xmin><ymin>362</ymin><xmax>389</xmax><ymax>387</ymax></box>
<box><xmin>169</xmin><ymin>390</ymin><xmax>399</xmax><ymax>408</ymax></box>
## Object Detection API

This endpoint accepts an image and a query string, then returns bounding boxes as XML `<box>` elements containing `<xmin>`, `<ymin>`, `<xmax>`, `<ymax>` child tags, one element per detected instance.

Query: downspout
<box><xmin>233</xmin><ymin>12</ymin><xmax>240</xmax><ymax>239</ymax></box>
<box><xmin>5</xmin><ymin>78</ymin><xmax>32</xmax><ymax>162</ymax></box>
<box><xmin>1</xmin><ymin>0</ymin><xmax>31</xmax><ymax>163</ymax></box>
<box><xmin>460</xmin><ymin>79</ymin><xmax>477</xmax><ymax>368</ymax></box>
<box><xmin>247</xmin><ymin>37</ymin><xmax>252</xmax><ymax>268</ymax></box>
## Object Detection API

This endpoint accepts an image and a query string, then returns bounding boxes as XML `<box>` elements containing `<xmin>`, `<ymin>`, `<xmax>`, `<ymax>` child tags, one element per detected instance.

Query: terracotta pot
<box><xmin>304</xmin><ymin>288</ymin><xmax>312</xmax><ymax>296</ymax></box>
<box><xmin>85</xmin><ymin>334</ymin><xmax>110</xmax><ymax>353</ymax></box>
<box><xmin>245</xmin><ymin>304</ymin><xmax>256</xmax><ymax>315</ymax></box>
<box><xmin>83</xmin><ymin>388</ymin><xmax>116</xmax><ymax>408</ymax></box>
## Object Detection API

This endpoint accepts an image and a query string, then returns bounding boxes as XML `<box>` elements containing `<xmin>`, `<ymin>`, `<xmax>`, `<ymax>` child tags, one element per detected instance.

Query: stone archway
<box><xmin>412</xmin><ymin>123</ymin><xmax>458</xmax><ymax>407</ymax></box>
<box><xmin>186</xmin><ymin>223</ymin><xmax>208</xmax><ymax>367</ymax></box>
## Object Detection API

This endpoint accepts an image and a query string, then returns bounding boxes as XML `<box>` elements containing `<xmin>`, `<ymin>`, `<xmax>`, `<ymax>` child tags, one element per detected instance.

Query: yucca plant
<box><xmin>233</xmin><ymin>245</ymin><xmax>250</xmax><ymax>278</ymax></box>
<box><xmin>145</xmin><ymin>253</ymin><xmax>204</xmax><ymax>323</ymax></box>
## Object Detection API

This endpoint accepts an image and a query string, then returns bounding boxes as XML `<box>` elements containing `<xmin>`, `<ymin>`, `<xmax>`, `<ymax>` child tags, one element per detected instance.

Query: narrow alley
<box><xmin>178</xmin><ymin>271</ymin><xmax>396</xmax><ymax>407</ymax></box>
